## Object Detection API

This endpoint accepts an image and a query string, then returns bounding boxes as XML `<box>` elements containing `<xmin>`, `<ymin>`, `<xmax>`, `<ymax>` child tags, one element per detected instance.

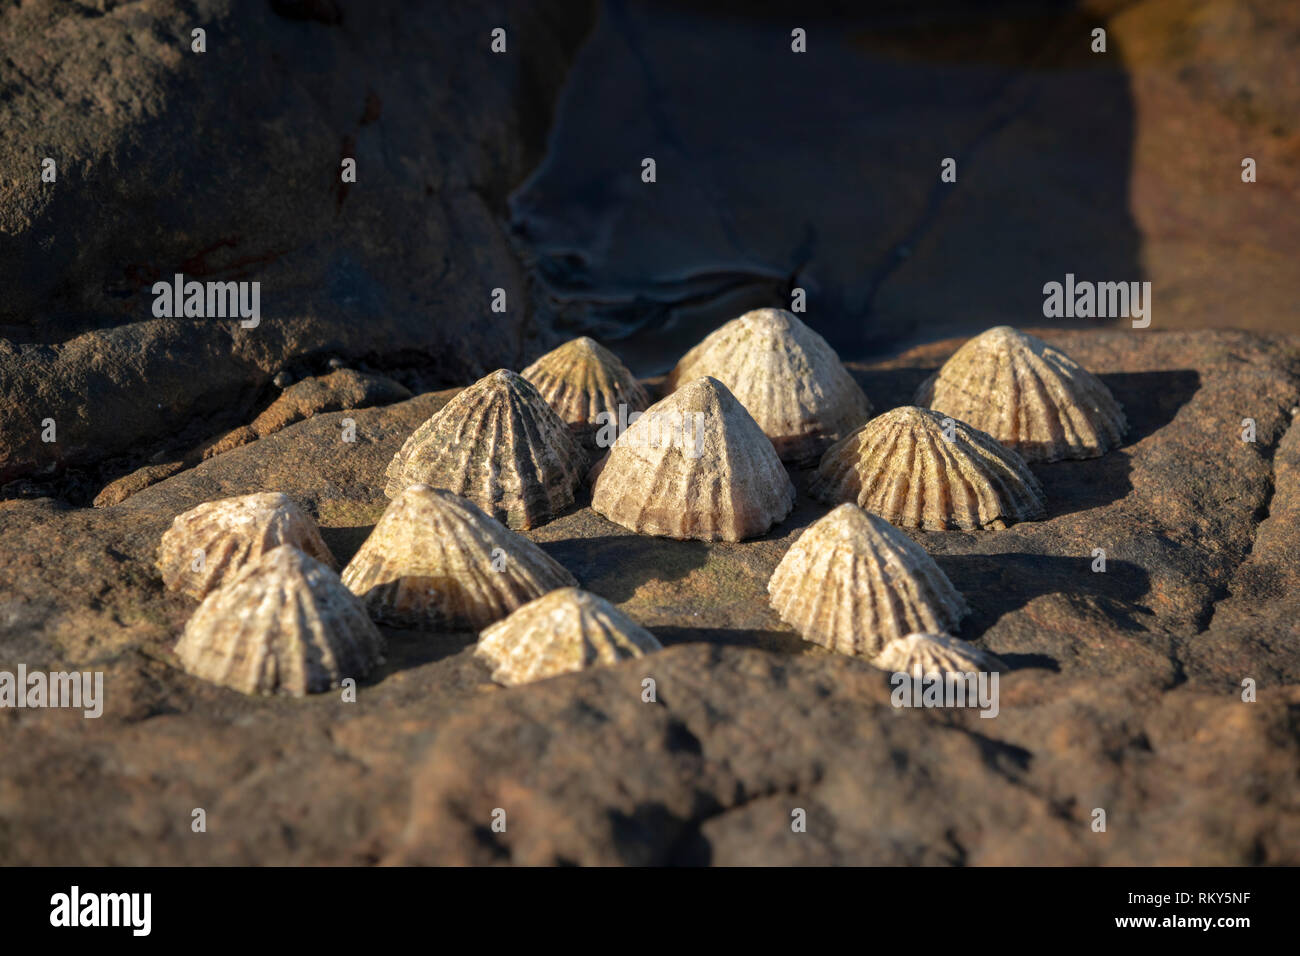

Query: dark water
<box><xmin>509</xmin><ymin>0</ymin><xmax>1140</xmax><ymax>374</ymax></box>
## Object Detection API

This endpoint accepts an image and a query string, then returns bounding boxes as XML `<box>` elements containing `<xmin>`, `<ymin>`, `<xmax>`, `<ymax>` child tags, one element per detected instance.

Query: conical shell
<box><xmin>666</xmin><ymin>308</ymin><xmax>872</xmax><ymax>463</ymax></box>
<box><xmin>174</xmin><ymin>545</ymin><xmax>385</xmax><ymax>697</ymax></box>
<box><xmin>810</xmin><ymin>406</ymin><xmax>1046</xmax><ymax>530</ymax></box>
<box><xmin>384</xmin><ymin>369</ymin><xmax>583</xmax><ymax>529</ymax></box>
<box><xmin>767</xmin><ymin>503</ymin><xmax>968</xmax><ymax>658</ymax></box>
<box><xmin>157</xmin><ymin>492</ymin><xmax>336</xmax><ymax>600</ymax></box>
<box><xmin>914</xmin><ymin>326</ymin><xmax>1127</xmax><ymax>462</ymax></box>
<box><xmin>873</xmin><ymin>632</ymin><xmax>1005</xmax><ymax>677</ymax></box>
<box><xmin>521</xmin><ymin>336</ymin><xmax>650</xmax><ymax>431</ymax></box>
<box><xmin>590</xmin><ymin>376</ymin><xmax>795</xmax><ymax>542</ymax></box>
<box><xmin>474</xmin><ymin>587</ymin><xmax>663</xmax><ymax>686</ymax></box>
<box><xmin>340</xmin><ymin>484</ymin><xmax>577</xmax><ymax>629</ymax></box>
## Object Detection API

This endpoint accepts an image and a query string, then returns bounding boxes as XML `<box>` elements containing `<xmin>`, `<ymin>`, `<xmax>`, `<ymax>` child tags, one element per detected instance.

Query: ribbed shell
<box><xmin>384</xmin><ymin>369</ymin><xmax>583</xmax><ymax>529</ymax></box>
<box><xmin>340</xmin><ymin>484</ymin><xmax>577</xmax><ymax>629</ymax></box>
<box><xmin>590</xmin><ymin>376</ymin><xmax>795</xmax><ymax>542</ymax></box>
<box><xmin>810</xmin><ymin>406</ymin><xmax>1046</xmax><ymax>530</ymax></box>
<box><xmin>915</xmin><ymin>326</ymin><xmax>1127</xmax><ymax>462</ymax></box>
<box><xmin>768</xmin><ymin>503</ymin><xmax>969</xmax><ymax>658</ymax></box>
<box><xmin>157</xmin><ymin>492</ymin><xmax>336</xmax><ymax>600</ymax></box>
<box><xmin>666</xmin><ymin>308</ymin><xmax>872</xmax><ymax>463</ymax></box>
<box><xmin>174</xmin><ymin>546</ymin><xmax>384</xmax><ymax>697</ymax></box>
<box><xmin>873</xmin><ymin>632</ymin><xmax>1005</xmax><ymax>677</ymax></box>
<box><xmin>521</xmin><ymin>336</ymin><xmax>650</xmax><ymax>430</ymax></box>
<box><xmin>475</xmin><ymin>587</ymin><xmax>662</xmax><ymax>686</ymax></box>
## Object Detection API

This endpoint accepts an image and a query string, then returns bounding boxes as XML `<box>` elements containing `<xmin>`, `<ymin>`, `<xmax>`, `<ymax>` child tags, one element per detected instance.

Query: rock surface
<box><xmin>1</xmin><ymin>328</ymin><xmax>1297</xmax><ymax>865</ymax></box>
<box><xmin>0</xmin><ymin>0</ymin><xmax>598</xmax><ymax>483</ymax></box>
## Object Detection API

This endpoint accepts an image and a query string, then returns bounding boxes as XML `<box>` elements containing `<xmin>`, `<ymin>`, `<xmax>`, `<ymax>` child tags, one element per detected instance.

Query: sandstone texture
<box><xmin>0</xmin><ymin>0</ymin><xmax>597</xmax><ymax>484</ymax></box>
<box><xmin>2</xmin><ymin>329</ymin><xmax>1297</xmax><ymax>865</ymax></box>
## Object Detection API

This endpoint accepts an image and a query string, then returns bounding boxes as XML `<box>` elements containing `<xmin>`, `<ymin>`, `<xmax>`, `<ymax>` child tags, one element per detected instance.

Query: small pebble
<box><xmin>273</xmin><ymin>371</ymin><xmax>293</xmax><ymax>389</ymax></box>
<box><xmin>328</xmin><ymin>357</ymin><xmax>346</xmax><ymax>370</ymax></box>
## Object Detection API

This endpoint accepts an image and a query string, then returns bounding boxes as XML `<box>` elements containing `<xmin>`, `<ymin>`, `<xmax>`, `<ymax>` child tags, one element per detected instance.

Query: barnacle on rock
<box><xmin>915</xmin><ymin>326</ymin><xmax>1127</xmax><ymax>462</ymax></box>
<box><xmin>521</xmin><ymin>336</ymin><xmax>650</xmax><ymax>436</ymax></box>
<box><xmin>174</xmin><ymin>545</ymin><xmax>384</xmax><ymax>697</ymax></box>
<box><xmin>384</xmin><ymin>369</ymin><xmax>583</xmax><ymax>529</ymax></box>
<box><xmin>767</xmin><ymin>503</ymin><xmax>968</xmax><ymax>658</ymax></box>
<box><xmin>157</xmin><ymin>491</ymin><xmax>335</xmax><ymax>600</ymax></box>
<box><xmin>873</xmin><ymin>632</ymin><xmax>1005</xmax><ymax>677</ymax></box>
<box><xmin>810</xmin><ymin>406</ymin><xmax>1045</xmax><ymax>530</ymax></box>
<box><xmin>341</xmin><ymin>484</ymin><xmax>576</xmax><ymax>630</ymax></box>
<box><xmin>666</xmin><ymin>308</ymin><xmax>872</xmax><ymax>463</ymax></box>
<box><xmin>590</xmin><ymin>376</ymin><xmax>795</xmax><ymax>542</ymax></box>
<box><xmin>474</xmin><ymin>587</ymin><xmax>662</xmax><ymax>686</ymax></box>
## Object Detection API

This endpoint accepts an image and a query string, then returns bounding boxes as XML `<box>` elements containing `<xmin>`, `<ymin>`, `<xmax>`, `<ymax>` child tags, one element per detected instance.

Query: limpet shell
<box><xmin>809</xmin><ymin>406</ymin><xmax>1046</xmax><ymax>530</ymax></box>
<box><xmin>174</xmin><ymin>545</ymin><xmax>385</xmax><ymax>697</ymax></box>
<box><xmin>157</xmin><ymin>491</ymin><xmax>335</xmax><ymax>600</ymax></box>
<box><xmin>914</xmin><ymin>326</ymin><xmax>1127</xmax><ymax>462</ymax></box>
<box><xmin>384</xmin><ymin>369</ymin><xmax>583</xmax><ymax>529</ymax></box>
<box><xmin>767</xmin><ymin>503</ymin><xmax>968</xmax><ymax>658</ymax></box>
<box><xmin>474</xmin><ymin>587</ymin><xmax>662</xmax><ymax>686</ymax></box>
<box><xmin>666</xmin><ymin>308</ymin><xmax>872</xmax><ymax>463</ymax></box>
<box><xmin>521</xmin><ymin>336</ymin><xmax>650</xmax><ymax>433</ymax></box>
<box><xmin>590</xmin><ymin>376</ymin><xmax>795</xmax><ymax>542</ymax></box>
<box><xmin>873</xmin><ymin>632</ymin><xmax>1005</xmax><ymax>678</ymax></box>
<box><xmin>340</xmin><ymin>484</ymin><xmax>577</xmax><ymax>630</ymax></box>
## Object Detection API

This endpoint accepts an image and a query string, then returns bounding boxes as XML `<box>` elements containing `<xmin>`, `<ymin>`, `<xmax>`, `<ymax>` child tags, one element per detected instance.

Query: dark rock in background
<box><xmin>0</xmin><ymin>0</ymin><xmax>598</xmax><ymax>483</ymax></box>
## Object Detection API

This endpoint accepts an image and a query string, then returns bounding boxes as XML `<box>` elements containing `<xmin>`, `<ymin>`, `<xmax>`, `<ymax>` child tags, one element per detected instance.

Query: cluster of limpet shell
<box><xmin>158</xmin><ymin>318</ymin><xmax>1123</xmax><ymax>698</ymax></box>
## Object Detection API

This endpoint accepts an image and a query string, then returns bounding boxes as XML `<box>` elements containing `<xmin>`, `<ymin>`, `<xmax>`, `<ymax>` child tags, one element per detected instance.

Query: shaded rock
<box><xmin>89</xmin><ymin>369</ymin><xmax>411</xmax><ymax>506</ymax></box>
<box><xmin>0</xmin><ymin>0</ymin><xmax>598</xmax><ymax>482</ymax></box>
<box><xmin>394</xmin><ymin>645</ymin><xmax>1300</xmax><ymax>865</ymax></box>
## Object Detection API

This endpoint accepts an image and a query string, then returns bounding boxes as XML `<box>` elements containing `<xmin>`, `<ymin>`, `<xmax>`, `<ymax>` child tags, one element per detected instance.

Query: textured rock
<box><xmin>666</xmin><ymin>308</ymin><xmax>872</xmax><ymax>462</ymax></box>
<box><xmin>341</xmin><ymin>485</ymin><xmax>577</xmax><ymax>629</ymax></box>
<box><xmin>1</xmin><ymin>329</ymin><xmax>1298</xmax><ymax>865</ymax></box>
<box><xmin>591</xmin><ymin>377</ymin><xmax>796</xmax><ymax>541</ymax></box>
<box><xmin>0</xmin><ymin>0</ymin><xmax>598</xmax><ymax>484</ymax></box>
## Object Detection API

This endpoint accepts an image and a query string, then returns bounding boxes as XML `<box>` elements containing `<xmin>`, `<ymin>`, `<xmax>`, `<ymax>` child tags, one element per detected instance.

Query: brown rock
<box><xmin>1</xmin><ymin>329</ymin><xmax>1298</xmax><ymax>865</ymax></box>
